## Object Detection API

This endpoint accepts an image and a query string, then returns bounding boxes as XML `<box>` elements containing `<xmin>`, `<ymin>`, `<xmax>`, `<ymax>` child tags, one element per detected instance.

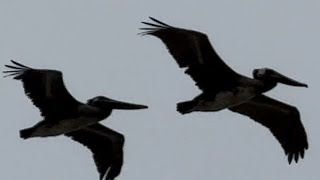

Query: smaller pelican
<box><xmin>4</xmin><ymin>60</ymin><xmax>148</xmax><ymax>180</ymax></box>
<box><xmin>140</xmin><ymin>17</ymin><xmax>308</xmax><ymax>164</ymax></box>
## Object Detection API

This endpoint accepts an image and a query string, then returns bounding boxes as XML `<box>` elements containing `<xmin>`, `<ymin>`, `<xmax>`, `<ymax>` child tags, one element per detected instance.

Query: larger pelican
<box><xmin>4</xmin><ymin>60</ymin><xmax>148</xmax><ymax>180</ymax></box>
<box><xmin>140</xmin><ymin>17</ymin><xmax>308</xmax><ymax>164</ymax></box>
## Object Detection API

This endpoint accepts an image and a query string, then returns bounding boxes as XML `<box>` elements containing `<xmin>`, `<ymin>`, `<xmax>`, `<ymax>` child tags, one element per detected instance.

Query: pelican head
<box><xmin>87</xmin><ymin>96</ymin><xmax>148</xmax><ymax>110</ymax></box>
<box><xmin>253</xmin><ymin>68</ymin><xmax>308</xmax><ymax>88</ymax></box>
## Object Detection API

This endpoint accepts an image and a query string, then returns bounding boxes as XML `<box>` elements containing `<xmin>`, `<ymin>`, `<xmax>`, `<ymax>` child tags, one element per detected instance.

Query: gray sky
<box><xmin>0</xmin><ymin>0</ymin><xmax>318</xmax><ymax>179</ymax></box>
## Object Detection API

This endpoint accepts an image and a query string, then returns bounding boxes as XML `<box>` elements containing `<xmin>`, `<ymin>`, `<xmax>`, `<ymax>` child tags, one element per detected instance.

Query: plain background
<box><xmin>0</xmin><ymin>0</ymin><xmax>318</xmax><ymax>180</ymax></box>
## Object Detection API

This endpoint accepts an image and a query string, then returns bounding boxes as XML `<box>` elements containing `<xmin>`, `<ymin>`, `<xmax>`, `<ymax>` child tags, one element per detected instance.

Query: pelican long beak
<box><xmin>269</xmin><ymin>70</ymin><xmax>308</xmax><ymax>88</ymax></box>
<box><xmin>101</xmin><ymin>97</ymin><xmax>148</xmax><ymax>110</ymax></box>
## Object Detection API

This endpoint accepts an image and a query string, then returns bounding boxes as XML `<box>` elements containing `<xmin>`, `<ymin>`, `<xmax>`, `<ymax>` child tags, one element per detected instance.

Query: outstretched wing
<box><xmin>3</xmin><ymin>60</ymin><xmax>82</xmax><ymax>119</ymax></box>
<box><xmin>229</xmin><ymin>95</ymin><xmax>308</xmax><ymax>164</ymax></box>
<box><xmin>140</xmin><ymin>17</ymin><xmax>242</xmax><ymax>93</ymax></box>
<box><xmin>65</xmin><ymin>123</ymin><xmax>124</xmax><ymax>180</ymax></box>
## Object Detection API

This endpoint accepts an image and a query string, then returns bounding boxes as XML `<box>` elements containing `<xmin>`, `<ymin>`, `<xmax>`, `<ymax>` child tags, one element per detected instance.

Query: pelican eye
<box><xmin>88</xmin><ymin>97</ymin><xmax>100</xmax><ymax>105</ymax></box>
<box><xmin>256</xmin><ymin>69</ymin><xmax>268</xmax><ymax>77</ymax></box>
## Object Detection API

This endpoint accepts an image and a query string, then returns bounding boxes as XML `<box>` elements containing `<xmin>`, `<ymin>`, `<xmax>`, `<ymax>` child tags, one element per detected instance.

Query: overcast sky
<box><xmin>0</xmin><ymin>0</ymin><xmax>319</xmax><ymax>180</ymax></box>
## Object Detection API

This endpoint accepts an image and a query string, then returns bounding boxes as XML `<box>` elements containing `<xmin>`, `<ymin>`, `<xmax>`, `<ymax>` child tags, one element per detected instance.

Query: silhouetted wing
<box><xmin>65</xmin><ymin>124</ymin><xmax>124</xmax><ymax>180</ymax></box>
<box><xmin>3</xmin><ymin>60</ymin><xmax>82</xmax><ymax>119</ymax></box>
<box><xmin>140</xmin><ymin>17</ymin><xmax>241</xmax><ymax>92</ymax></box>
<box><xmin>229</xmin><ymin>95</ymin><xmax>308</xmax><ymax>164</ymax></box>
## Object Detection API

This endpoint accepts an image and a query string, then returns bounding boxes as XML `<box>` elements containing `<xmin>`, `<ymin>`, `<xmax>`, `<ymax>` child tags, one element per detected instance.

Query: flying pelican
<box><xmin>140</xmin><ymin>17</ymin><xmax>308</xmax><ymax>164</ymax></box>
<box><xmin>4</xmin><ymin>60</ymin><xmax>148</xmax><ymax>180</ymax></box>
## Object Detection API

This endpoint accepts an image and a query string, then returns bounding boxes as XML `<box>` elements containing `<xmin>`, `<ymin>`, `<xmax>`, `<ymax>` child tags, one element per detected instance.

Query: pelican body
<box><xmin>4</xmin><ymin>60</ymin><xmax>148</xmax><ymax>180</ymax></box>
<box><xmin>141</xmin><ymin>17</ymin><xmax>308</xmax><ymax>164</ymax></box>
<box><xmin>178</xmin><ymin>67</ymin><xmax>307</xmax><ymax>114</ymax></box>
<box><xmin>19</xmin><ymin>95</ymin><xmax>147</xmax><ymax>139</ymax></box>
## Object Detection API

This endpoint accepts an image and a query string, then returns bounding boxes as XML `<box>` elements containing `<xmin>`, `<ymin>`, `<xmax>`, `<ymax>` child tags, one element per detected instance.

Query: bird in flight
<box><xmin>140</xmin><ymin>17</ymin><xmax>308</xmax><ymax>164</ymax></box>
<box><xmin>4</xmin><ymin>60</ymin><xmax>148</xmax><ymax>180</ymax></box>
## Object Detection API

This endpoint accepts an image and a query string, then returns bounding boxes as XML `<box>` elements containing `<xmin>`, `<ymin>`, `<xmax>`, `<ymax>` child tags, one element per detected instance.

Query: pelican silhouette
<box><xmin>4</xmin><ymin>60</ymin><xmax>148</xmax><ymax>180</ymax></box>
<box><xmin>140</xmin><ymin>17</ymin><xmax>308</xmax><ymax>164</ymax></box>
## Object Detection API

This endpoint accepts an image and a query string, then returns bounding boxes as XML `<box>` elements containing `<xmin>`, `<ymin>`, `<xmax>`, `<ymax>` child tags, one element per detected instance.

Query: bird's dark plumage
<box><xmin>4</xmin><ymin>60</ymin><xmax>83</xmax><ymax>120</ymax></box>
<box><xmin>4</xmin><ymin>60</ymin><xmax>148</xmax><ymax>180</ymax></box>
<box><xmin>229</xmin><ymin>95</ymin><xmax>308</xmax><ymax>164</ymax></box>
<box><xmin>141</xmin><ymin>17</ymin><xmax>308</xmax><ymax>164</ymax></box>
<box><xmin>66</xmin><ymin>124</ymin><xmax>124</xmax><ymax>180</ymax></box>
<box><xmin>140</xmin><ymin>17</ymin><xmax>241</xmax><ymax>95</ymax></box>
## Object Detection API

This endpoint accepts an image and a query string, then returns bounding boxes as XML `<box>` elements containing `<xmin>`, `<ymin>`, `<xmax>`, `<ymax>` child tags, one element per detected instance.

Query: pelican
<box><xmin>140</xmin><ymin>17</ymin><xmax>308</xmax><ymax>164</ymax></box>
<box><xmin>4</xmin><ymin>60</ymin><xmax>148</xmax><ymax>180</ymax></box>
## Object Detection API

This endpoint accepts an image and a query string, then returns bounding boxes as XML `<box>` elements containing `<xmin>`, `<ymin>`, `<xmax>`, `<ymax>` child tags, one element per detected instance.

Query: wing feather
<box><xmin>229</xmin><ymin>95</ymin><xmax>308</xmax><ymax>164</ymax></box>
<box><xmin>140</xmin><ymin>17</ymin><xmax>241</xmax><ymax>92</ymax></box>
<box><xmin>65</xmin><ymin>124</ymin><xmax>124</xmax><ymax>180</ymax></box>
<box><xmin>3</xmin><ymin>60</ymin><xmax>82</xmax><ymax>119</ymax></box>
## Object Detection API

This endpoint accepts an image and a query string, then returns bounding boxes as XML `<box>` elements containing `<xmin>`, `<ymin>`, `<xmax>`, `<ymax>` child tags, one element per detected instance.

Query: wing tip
<box><xmin>3</xmin><ymin>60</ymin><xmax>31</xmax><ymax>79</ymax></box>
<box><xmin>10</xmin><ymin>60</ymin><xmax>30</xmax><ymax>68</ymax></box>
<box><xmin>139</xmin><ymin>16</ymin><xmax>171</xmax><ymax>36</ymax></box>
<box><xmin>286</xmin><ymin>147</ymin><xmax>308</xmax><ymax>164</ymax></box>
